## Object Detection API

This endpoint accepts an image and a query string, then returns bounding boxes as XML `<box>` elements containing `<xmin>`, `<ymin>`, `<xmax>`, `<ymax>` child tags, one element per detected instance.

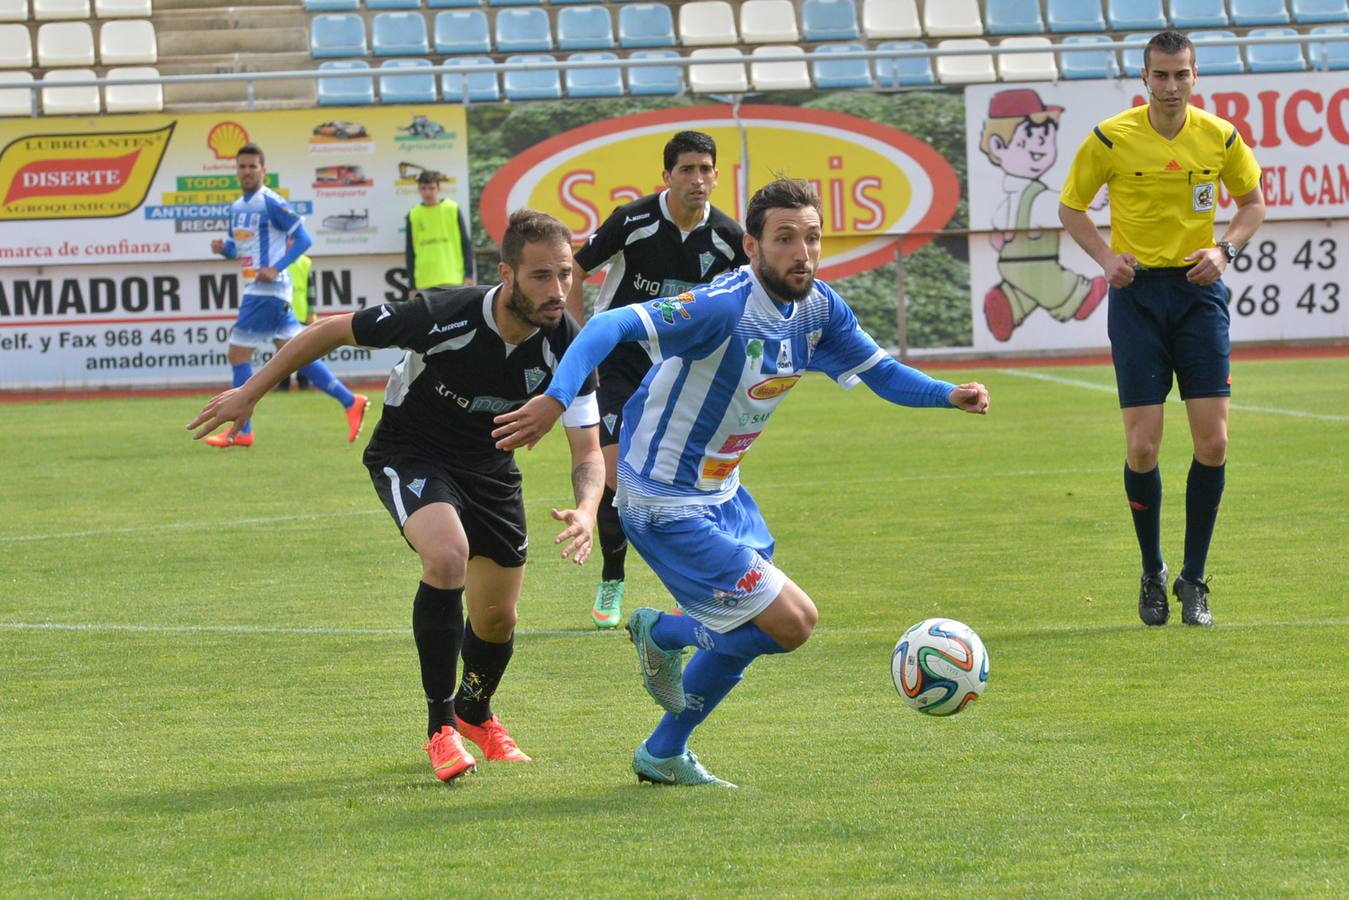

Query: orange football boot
<box><xmin>204</xmin><ymin>430</ymin><xmax>254</xmax><ymax>447</ymax></box>
<box><xmin>455</xmin><ymin>715</ymin><xmax>533</xmax><ymax>763</ymax></box>
<box><xmin>424</xmin><ymin>725</ymin><xmax>476</xmax><ymax>782</ymax></box>
<box><xmin>346</xmin><ymin>394</ymin><xmax>369</xmax><ymax>443</ymax></box>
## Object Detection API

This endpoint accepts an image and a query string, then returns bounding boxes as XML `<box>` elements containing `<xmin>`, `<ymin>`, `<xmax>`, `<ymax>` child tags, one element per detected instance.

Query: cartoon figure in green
<box><xmin>978</xmin><ymin>89</ymin><xmax>1108</xmax><ymax>342</ymax></box>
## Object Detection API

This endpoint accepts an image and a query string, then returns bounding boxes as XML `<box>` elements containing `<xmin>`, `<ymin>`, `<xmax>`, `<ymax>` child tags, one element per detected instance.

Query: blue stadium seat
<box><xmin>1231</xmin><ymin>0</ymin><xmax>1292</xmax><ymax>23</ymax></box>
<box><xmin>1190</xmin><ymin>30</ymin><xmax>1245</xmax><ymax>72</ymax></box>
<box><xmin>1170</xmin><ymin>0</ymin><xmax>1228</xmax><ymax>28</ymax></box>
<box><xmin>557</xmin><ymin>6</ymin><xmax>614</xmax><ymax>50</ymax></box>
<box><xmin>310</xmin><ymin>14</ymin><xmax>367</xmax><ymax>58</ymax></box>
<box><xmin>366</xmin><ymin>0</ymin><xmax>419</xmax><ymax>9</ymax></box>
<box><xmin>1107</xmin><ymin>0</ymin><xmax>1167</xmax><ymax>28</ymax></box>
<box><xmin>379</xmin><ymin>57</ymin><xmax>437</xmax><ymax>102</ymax></box>
<box><xmin>435</xmin><ymin>10</ymin><xmax>490</xmax><ymax>54</ymax></box>
<box><xmin>1245</xmin><ymin>27</ymin><xmax>1306</xmax><ymax>70</ymax></box>
<box><xmin>496</xmin><ymin>8</ymin><xmax>551</xmax><ymax>52</ymax></box>
<box><xmin>372</xmin><ymin>12</ymin><xmax>429</xmax><ymax>56</ymax></box>
<box><xmin>628</xmin><ymin>48</ymin><xmax>683</xmax><ymax>94</ymax></box>
<box><xmin>565</xmin><ymin>50</ymin><xmax>623</xmax><ymax>96</ymax></box>
<box><xmin>800</xmin><ymin>0</ymin><xmax>859</xmax><ymax>41</ymax></box>
<box><xmin>1120</xmin><ymin>32</ymin><xmax>1150</xmax><ymax>72</ymax></box>
<box><xmin>1047</xmin><ymin>0</ymin><xmax>1107</xmax><ymax>32</ymax></box>
<box><xmin>986</xmin><ymin>0</ymin><xmax>1045</xmax><ymax>34</ymax></box>
<box><xmin>618</xmin><ymin>3</ymin><xmax>675</xmax><ymax>48</ymax></box>
<box><xmin>873</xmin><ymin>40</ymin><xmax>933</xmax><ymax>86</ymax></box>
<box><xmin>427</xmin><ymin>0</ymin><xmax>480</xmax><ymax>7</ymax></box>
<box><xmin>304</xmin><ymin>0</ymin><xmax>357</xmax><ymax>12</ymax></box>
<box><xmin>490</xmin><ymin>0</ymin><xmax>542</xmax><ymax>5</ymax></box>
<box><xmin>1293</xmin><ymin>0</ymin><xmax>1349</xmax><ymax>22</ymax></box>
<box><xmin>317</xmin><ymin>59</ymin><xmax>374</xmax><ymax>104</ymax></box>
<box><xmin>1309</xmin><ymin>25</ymin><xmax>1349</xmax><ymax>68</ymax></box>
<box><xmin>1061</xmin><ymin>34</ymin><xmax>1116</xmax><ymax>78</ymax></box>
<box><xmin>811</xmin><ymin>42</ymin><xmax>871</xmax><ymax>88</ymax></box>
<box><xmin>441</xmin><ymin>56</ymin><xmax>500</xmax><ymax>101</ymax></box>
<box><xmin>503</xmin><ymin>53</ymin><xmax>562</xmax><ymax>99</ymax></box>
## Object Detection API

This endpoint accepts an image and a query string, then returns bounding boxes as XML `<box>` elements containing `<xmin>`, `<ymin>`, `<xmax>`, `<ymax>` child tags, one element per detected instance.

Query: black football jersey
<box><xmin>352</xmin><ymin>285</ymin><xmax>597</xmax><ymax>469</ymax></box>
<box><xmin>575</xmin><ymin>191</ymin><xmax>749</xmax><ymax>315</ymax></box>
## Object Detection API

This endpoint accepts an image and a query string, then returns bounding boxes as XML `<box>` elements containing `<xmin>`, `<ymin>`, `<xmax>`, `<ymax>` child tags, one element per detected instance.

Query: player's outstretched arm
<box><xmin>186</xmin><ymin>314</ymin><xmax>358</xmax><ymax>441</ymax></box>
<box><xmin>947</xmin><ymin>382</ymin><xmax>990</xmax><ymax>415</ymax></box>
<box><xmin>550</xmin><ymin>424</ymin><xmax>605</xmax><ymax>565</ymax></box>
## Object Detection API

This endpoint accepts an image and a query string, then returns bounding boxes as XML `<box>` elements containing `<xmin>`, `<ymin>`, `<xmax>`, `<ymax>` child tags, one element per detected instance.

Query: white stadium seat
<box><xmin>689</xmin><ymin>46</ymin><xmax>748</xmax><ymax>91</ymax></box>
<box><xmin>104</xmin><ymin>65</ymin><xmax>162</xmax><ymax>112</ymax></box>
<box><xmin>0</xmin><ymin>23</ymin><xmax>32</xmax><ymax>67</ymax></box>
<box><xmin>96</xmin><ymin>0</ymin><xmax>152</xmax><ymax>17</ymax></box>
<box><xmin>38</xmin><ymin>21</ymin><xmax>95</xmax><ymax>67</ymax></box>
<box><xmin>862</xmin><ymin>0</ymin><xmax>920</xmax><ymax>38</ymax></box>
<box><xmin>750</xmin><ymin>45</ymin><xmax>810</xmax><ymax>89</ymax></box>
<box><xmin>0</xmin><ymin>0</ymin><xmax>28</xmax><ymax>23</ymax></box>
<box><xmin>42</xmin><ymin>67</ymin><xmax>101</xmax><ymax>114</ymax></box>
<box><xmin>925</xmin><ymin>0</ymin><xmax>984</xmax><ymax>37</ymax></box>
<box><xmin>679</xmin><ymin>1</ymin><xmax>738</xmax><ymax>46</ymax></box>
<box><xmin>0</xmin><ymin>70</ymin><xmax>35</xmax><ymax>116</ymax></box>
<box><xmin>33</xmin><ymin>0</ymin><xmax>89</xmax><ymax>20</ymax></box>
<box><xmin>935</xmin><ymin>38</ymin><xmax>995</xmax><ymax>84</ymax></box>
<box><xmin>740</xmin><ymin>0</ymin><xmax>799</xmax><ymax>43</ymax></box>
<box><xmin>100</xmin><ymin>19</ymin><xmax>157</xmax><ymax>64</ymax></box>
<box><xmin>997</xmin><ymin>36</ymin><xmax>1059</xmax><ymax>81</ymax></box>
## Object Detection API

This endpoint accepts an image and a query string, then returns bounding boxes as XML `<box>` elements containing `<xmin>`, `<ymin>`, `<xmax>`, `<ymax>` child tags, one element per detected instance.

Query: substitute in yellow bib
<box><xmin>1059</xmin><ymin>30</ymin><xmax>1266</xmax><ymax>630</ymax></box>
<box><xmin>406</xmin><ymin>170</ymin><xmax>476</xmax><ymax>298</ymax></box>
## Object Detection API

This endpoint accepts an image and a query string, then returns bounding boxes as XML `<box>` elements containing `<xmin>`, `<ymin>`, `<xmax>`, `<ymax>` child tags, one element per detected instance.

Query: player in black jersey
<box><xmin>567</xmin><ymin>130</ymin><xmax>749</xmax><ymax>630</ymax></box>
<box><xmin>189</xmin><ymin>210</ymin><xmax>604</xmax><ymax>782</ymax></box>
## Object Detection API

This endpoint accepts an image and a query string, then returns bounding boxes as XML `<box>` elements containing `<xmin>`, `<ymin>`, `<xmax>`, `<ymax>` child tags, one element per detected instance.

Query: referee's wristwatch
<box><xmin>1216</xmin><ymin>240</ymin><xmax>1240</xmax><ymax>263</ymax></box>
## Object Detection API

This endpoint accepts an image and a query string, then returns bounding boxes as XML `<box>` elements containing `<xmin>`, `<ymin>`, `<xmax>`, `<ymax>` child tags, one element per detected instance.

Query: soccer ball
<box><xmin>891</xmin><ymin>618</ymin><xmax>988</xmax><ymax>716</ymax></box>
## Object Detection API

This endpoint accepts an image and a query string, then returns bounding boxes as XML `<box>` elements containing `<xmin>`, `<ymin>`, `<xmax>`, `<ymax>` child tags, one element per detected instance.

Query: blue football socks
<box><xmin>297</xmin><ymin>360</ymin><xmax>356</xmax><ymax>407</ymax></box>
<box><xmin>231</xmin><ymin>362</ymin><xmax>253</xmax><ymax>434</ymax></box>
<box><xmin>645</xmin><ymin>649</ymin><xmax>750</xmax><ymax>759</ymax></box>
<box><xmin>652</xmin><ymin>614</ymin><xmax>787</xmax><ymax>658</ymax></box>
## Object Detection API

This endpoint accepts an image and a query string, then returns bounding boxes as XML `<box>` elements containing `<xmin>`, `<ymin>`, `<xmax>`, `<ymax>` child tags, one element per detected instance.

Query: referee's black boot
<box><xmin>1174</xmin><ymin>575</ymin><xmax>1214</xmax><ymax>627</ymax></box>
<box><xmin>1138</xmin><ymin>565</ymin><xmax>1170</xmax><ymax>626</ymax></box>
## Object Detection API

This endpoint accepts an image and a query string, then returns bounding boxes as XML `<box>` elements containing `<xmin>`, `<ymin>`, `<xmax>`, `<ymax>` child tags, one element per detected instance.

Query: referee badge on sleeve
<box><xmin>1192</xmin><ymin>182</ymin><xmax>1215</xmax><ymax>212</ymax></box>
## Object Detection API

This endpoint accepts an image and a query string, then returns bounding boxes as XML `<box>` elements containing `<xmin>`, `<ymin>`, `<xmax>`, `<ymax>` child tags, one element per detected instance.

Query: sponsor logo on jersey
<box><xmin>738</xmin><ymin>411</ymin><xmax>770</xmax><ymax>427</ymax></box>
<box><xmin>602</xmin><ymin>413</ymin><xmax>618</xmax><ymax>434</ymax></box>
<box><xmin>435</xmin><ymin>380</ymin><xmax>526</xmax><ymax>414</ymax></box>
<box><xmin>746</xmin><ymin>339</ymin><xmax>763</xmax><ymax>360</ymax></box>
<box><xmin>718</xmin><ymin>432</ymin><xmax>760</xmax><ymax>454</ymax></box>
<box><xmin>376</xmin><ymin>305</ymin><xmax>392</xmax><ymax>321</ymax></box>
<box><xmin>406</xmin><ymin>477</ymin><xmax>426</xmax><ymax>498</ymax></box>
<box><xmin>651</xmin><ymin>294</ymin><xmax>695</xmax><ymax>325</ymax></box>
<box><xmin>429</xmin><ymin>319</ymin><xmax>467</xmax><ymax>334</ymax></box>
<box><xmin>735</xmin><ymin>560</ymin><xmax>766</xmax><ymax>595</ymax></box>
<box><xmin>624</xmin><ymin>212</ymin><xmax>650</xmax><ymax>224</ymax></box>
<box><xmin>776</xmin><ymin>342</ymin><xmax>792</xmax><ymax>370</ymax></box>
<box><xmin>747</xmin><ymin>374</ymin><xmax>801</xmax><ymax>400</ymax></box>
<box><xmin>523</xmin><ymin>367</ymin><xmax>546</xmax><ymax>392</ymax></box>
<box><xmin>1193</xmin><ymin>182</ymin><xmax>1215</xmax><ymax>212</ymax></box>
<box><xmin>698</xmin><ymin>251</ymin><xmax>715</xmax><ymax>277</ymax></box>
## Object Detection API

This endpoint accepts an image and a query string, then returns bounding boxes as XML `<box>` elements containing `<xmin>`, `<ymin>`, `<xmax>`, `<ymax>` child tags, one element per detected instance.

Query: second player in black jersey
<box><xmin>566</xmin><ymin>130</ymin><xmax>750</xmax><ymax>631</ymax></box>
<box><xmin>189</xmin><ymin>210</ymin><xmax>604</xmax><ymax>782</ymax></box>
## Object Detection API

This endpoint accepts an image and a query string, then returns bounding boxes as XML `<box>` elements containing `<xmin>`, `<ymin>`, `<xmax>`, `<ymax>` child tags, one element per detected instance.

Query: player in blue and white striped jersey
<box><xmin>495</xmin><ymin>178</ymin><xmax>990</xmax><ymax>787</ymax></box>
<box><xmin>204</xmin><ymin>142</ymin><xmax>366</xmax><ymax>448</ymax></box>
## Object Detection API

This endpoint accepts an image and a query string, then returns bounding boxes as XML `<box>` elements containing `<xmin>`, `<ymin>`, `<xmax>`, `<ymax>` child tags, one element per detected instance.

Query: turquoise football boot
<box><xmin>633</xmin><ymin>741</ymin><xmax>736</xmax><ymax>788</ymax></box>
<box><xmin>626</xmin><ymin>607</ymin><xmax>686</xmax><ymax>714</ymax></box>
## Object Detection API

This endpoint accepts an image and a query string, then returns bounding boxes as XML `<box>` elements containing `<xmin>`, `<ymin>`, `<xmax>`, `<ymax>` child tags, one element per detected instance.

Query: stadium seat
<box><xmin>0</xmin><ymin>23</ymin><xmax>32</xmax><ymax>67</ymax></box>
<box><xmin>679</xmin><ymin>1</ymin><xmax>737</xmax><ymax>46</ymax></box>
<box><xmin>1293</xmin><ymin>0</ymin><xmax>1349</xmax><ymax>23</ymax></box>
<box><xmin>37</xmin><ymin>22</ymin><xmax>95</xmax><ymax>67</ymax></box>
<box><xmin>740</xmin><ymin>0</ymin><xmax>799</xmax><ymax>43</ymax></box>
<box><xmin>924</xmin><ymin>0</ymin><xmax>983</xmax><ymax>37</ymax></box>
<box><xmin>0</xmin><ymin>71</ymin><xmax>34</xmax><ymax>117</ymax></box>
<box><xmin>104</xmin><ymin>65</ymin><xmax>161</xmax><ymax>112</ymax></box>
<box><xmin>811</xmin><ymin>42</ymin><xmax>871</xmax><ymax>88</ymax></box>
<box><xmin>801</xmin><ymin>0</ymin><xmax>860</xmax><ymax>41</ymax></box>
<box><xmin>426</xmin><ymin>0</ymin><xmax>479</xmax><ymax>6</ymax></box>
<box><xmin>618</xmin><ymin>3</ymin><xmax>675</xmax><ymax>48</ymax></box>
<box><xmin>490</xmin><ymin>0</ymin><xmax>539</xmax><ymax>5</ymax></box>
<box><xmin>33</xmin><ymin>0</ymin><xmax>88</xmax><ymax>21</ymax></box>
<box><xmin>986</xmin><ymin>0</ymin><xmax>1044</xmax><ymax>34</ymax></box>
<box><xmin>557</xmin><ymin>6</ymin><xmax>614</xmax><ymax>51</ymax></box>
<box><xmin>1170</xmin><ymin>0</ymin><xmax>1229</xmax><ymax>28</ymax></box>
<box><xmin>503</xmin><ymin>53</ymin><xmax>562</xmax><ymax>99</ymax></box>
<box><xmin>1120</xmin><ymin>32</ymin><xmax>1150</xmax><ymax>72</ymax></box>
<box><xmin>1308</xmin><ymin>25</ymin><xmax>1349</xmax><ymax>68</ymax></box>
<box><xmin>41</xmin><ymin>68</ymin><xmax>100</xmax><ymax>114</ymax></box>
<box><xmin>627</xmin><ymin>48</ymin><xmax>683</xmax><ymax>94</ymax></box>
<box><xmin>496</xmin><ymin>8</ymin><xmax>551</xmax><ymax>52</ymax></box>
<box><xmin>874</xmin><ymin>40</ymin><xmax>933</xmax><ymax>86</ymax></box>
<box><xmin>366</xmin><ymin>0</ymin><xmax>419</xmax><ymax>9</ymax></box>
<box><xmin>372</xmin><ymin>12</ymin><xmax>429</xmax><ymax>56</ymax></box>
<box><xmin>317</xmin><ymin>59</ymin><xmax>374</xmax><ymax>104</ymax></box>
<box><xmin>750</xmin><ymin>45</ymin><xmax>810</xmax><ymax>90</ymax></box>
<box><xmin>435</xmin><ymin>11</ymin><xmax>490</xmax><ymax>54</ymax></box>
<box><xmin>310</xmin><ymin>14</ymin><xmax>367</xmax><ymax>58</ymax></box>
<box><xmin>565</xmin><ymin>50</ymin><xmax>623</xmax><ymax>96</ymax></box>
<box><xmin>997</xmin><ymin>36</ymin><xmax>1058</xmax><ymax>81</ymax></box>
<box><xmin>0</xmin><ymin>0</ymin><xmax>26</xmax><ymax>22</ymax></box>
<box><xmin>99</xmin><ymin>20</ymin><xmax>156</xmax><ymax>65</ymax></box>
<box><xmin>1191</xmin><ymin>30</ymin><xmax>1245</xmax><ymax>73</ymax></box>
<box><xmin>1061</xmin><ymin>34</ymin><xmax>1116</xmax><ymax>78</ymax></box>
<box><xmin>379</xmin><ymin>57</ymin><xmax>437</xmax><ymax>103</ymax></box>
<box><xmin>935</xmin><ymin>38</ymin><xmax>994</xmax><ymax>84</ymax></box>
<box><xmin>688</xmin><ymin>47</ymin><xmax>748</xmax><ymax>92</ymax></box>
<box><xmin>96</xmin><ymin>0</ymin><xmax>150</xmax><ymax>17</ymax></box>
<box><xmin>1107</xmin><ymin>0</ymin><xmax>1168</xmax><ymax>28</ymax></box>
<box><xmin>1244</xmin><ymin>27</ymin><xmax>1306</xmax><ymax>70</ymax></box>
<box><xmin>1047</xmin><ymin>0</ymin><xmax>1108</xmax><ymax>32</ymax></box>
<box><xmin>1231</xmin><ymin>0</ymin><xmax>1291</xmax><ymax>23</ymax></box>
<box><xmin>441</xmin><ymin>55</ymin><xmax>500</xmax><ymax>101</ymax></box>
<box><xmin>304</xmin><ymin>0</ymin><xmax>358</xmax><ymax>10</ymax></box>
<box><xmin>861</xmin><ymin>0</ymin><xmax>919</xmax><ymax>38</ymax></box>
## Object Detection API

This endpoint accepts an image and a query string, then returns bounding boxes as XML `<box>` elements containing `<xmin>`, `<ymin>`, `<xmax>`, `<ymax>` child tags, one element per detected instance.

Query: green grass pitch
<box><xmin>2</xmin><ymin>357</ymin><xmax>1346</xmax><ymax>896</ymax></box>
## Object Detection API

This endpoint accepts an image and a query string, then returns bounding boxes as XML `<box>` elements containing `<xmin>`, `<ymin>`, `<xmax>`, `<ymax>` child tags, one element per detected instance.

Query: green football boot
<box><xmin>591</xmin><ymin>579</ymin><xmax>624</xmax><ymax>630</ymax></box>
<box><xmin>626</xmin><ymin>607</ymin><xmax>686</xmax><ymax>714</ymax></box>
<box><xmin>633</xmin><ymin>741</ymin><xmax>736</xmax><ymax>788</ymax></box>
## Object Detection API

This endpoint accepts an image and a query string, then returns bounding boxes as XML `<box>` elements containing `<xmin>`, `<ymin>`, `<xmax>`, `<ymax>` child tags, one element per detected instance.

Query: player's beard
<box><xmin>504</xmin><ymin>281</ymin><xmax>562</xmax><ymax>330</ymax></box>
<box><xmin>755</xmin><ymin>253</ymin><xmax>815</xmax><ymax>303</ymax></box>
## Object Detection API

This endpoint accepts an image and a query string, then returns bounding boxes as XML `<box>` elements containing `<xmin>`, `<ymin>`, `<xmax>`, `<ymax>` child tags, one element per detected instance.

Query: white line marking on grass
<box><xmin>1000</xmin><ymin>369</ymin><xmax>1349</xmax><ymax>422</ymax></box>
<box><xmin>0</xmin><ymin>621</ymin><xmax>600</xmax><ymax>639</ymax></box>
<box><xmin>0</xmin><ymin>509</ymin><xmax>383</xmax><ymax>543</ymax></box>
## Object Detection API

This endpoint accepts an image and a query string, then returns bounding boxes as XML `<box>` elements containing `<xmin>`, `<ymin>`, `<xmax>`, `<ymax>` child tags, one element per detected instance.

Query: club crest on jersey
<box><xmin>651</xmin><ymin>293</ymin><xmax>695</xmax><ymax>325</ymax></box>
<box><xmin>1193</xmin><ymin>182</ymin><xmax>1215</xmax><ymax>212</ymax></box>
<box><xmin>406</xmin><ymin>477</ymin><xmax>426</xmax><ymax>498</ymax></box>
<box><xmin>602</xmin><ymin>413</ymin><xmax>618</xmax><ymax>434</ymax></box>
<box><xmin>523</xmin><ymin>367</ymin><xmax>546</xmax><ymax>392</ymax></box>
<box><xmin>807</xmin><ymin>329</ymin><xmax>822</xmax><ymax>352</ymax></box>
<box><xmin>698</xmin><ymin>251</ymin><xmax>715</xmax><ymax>278</ymax></box>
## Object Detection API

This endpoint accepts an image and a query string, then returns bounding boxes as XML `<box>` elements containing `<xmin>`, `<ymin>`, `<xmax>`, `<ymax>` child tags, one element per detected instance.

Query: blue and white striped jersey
<box><xmin>222</xmin><ymin>187</ymin><xmax>304</xmax><ymax>300</ymax></box>
<box><xmin>545</xmin><ymin>265</ymin><xmax>955</xmax><ymax>507</ymax></box>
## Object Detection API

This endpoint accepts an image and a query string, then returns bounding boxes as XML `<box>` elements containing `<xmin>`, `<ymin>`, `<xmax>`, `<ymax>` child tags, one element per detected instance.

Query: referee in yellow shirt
<box><xmin>1059</xmin><ymin>30</ymin><xmax>1266</xmax><ymax>628</ymax></box>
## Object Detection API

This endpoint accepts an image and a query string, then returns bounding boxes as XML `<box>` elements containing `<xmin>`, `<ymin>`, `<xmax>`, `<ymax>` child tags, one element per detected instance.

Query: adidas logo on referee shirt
<box><xmin>1166</xmin><ymin>159</ymin><xmax>1181</xmax><ymax>171</ymax></box>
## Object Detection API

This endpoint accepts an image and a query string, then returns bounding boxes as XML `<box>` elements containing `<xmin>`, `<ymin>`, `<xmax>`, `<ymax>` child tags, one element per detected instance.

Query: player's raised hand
<box><xmin>550</xmin><ymin>506</ymin><xmax>594</xmax><ymax>565</ymax></box>
<box><xmin>186</xmin><ymin>387</ymin><xmax>257</xmax><ymax>440</ymax></box>
<box><xmin>210</xmin><ymin>239</ymin><xmax>225</xmax><ymax>255</ymax></box>
<box><xmin>948</xmin><ymin>382</ymin><xmax>990</xmax><ymax>415</ymax></box>
<box><xmin>493</xmin><ymin>395</ymin><xmax>565</xmax><ymax>451</ymax></box>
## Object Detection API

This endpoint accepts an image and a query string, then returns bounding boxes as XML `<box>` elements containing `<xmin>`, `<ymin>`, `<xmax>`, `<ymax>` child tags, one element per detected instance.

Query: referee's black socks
<box><xmin>412</xmin><ymin>582</ymin><xmax>464</xmax><ymax>739</ymax></box>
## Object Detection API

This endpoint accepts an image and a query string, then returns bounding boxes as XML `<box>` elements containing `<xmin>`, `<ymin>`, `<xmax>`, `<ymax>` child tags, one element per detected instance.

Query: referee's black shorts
<box><xmin>596</xmin><ymin>343</ymin><xmax>652</xmax><ymax>448</ymax></box>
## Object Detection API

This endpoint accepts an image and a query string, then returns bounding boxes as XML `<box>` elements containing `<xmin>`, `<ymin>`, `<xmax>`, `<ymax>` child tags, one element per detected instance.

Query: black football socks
<box><xmin>412</xmin><ymin>582</ymin><xmax>465</xmax><ymax>738</ymax></box>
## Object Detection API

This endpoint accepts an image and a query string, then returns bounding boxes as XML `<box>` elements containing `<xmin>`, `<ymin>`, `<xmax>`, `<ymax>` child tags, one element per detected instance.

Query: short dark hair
<box><xmin>416</xmin><ymin>169</ymin><xmax>442</xmax><ymax>186</ymax></box>
<box><xmin>236</xmin><ymin>142</ymin><xmax>264</xmax><ymax>165</ymax></box>
<box><xmin>1143</xmin><ymin>30</ymin><xmax>1195</xmax><ymax>71</ymax></box>
<box><xmin>500</xmin><ymin>209</ymin><xmax>572</xmax><ymax>268</ymax></box>
<box><xmin>663</xmin><ymin>131</ymin><xmax>717</xmax><ymax>172</ymax></box>
<box><xmin>744</xmin><ymin>178</ymin><xmax>822</xmax><ymax>240</ymax></box>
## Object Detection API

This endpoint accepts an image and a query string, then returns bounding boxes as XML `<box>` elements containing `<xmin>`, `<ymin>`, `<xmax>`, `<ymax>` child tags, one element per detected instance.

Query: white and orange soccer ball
<box><xmin>891</xmin><ymin>618</ymin><xmax>988</xmax><ymax>716</ymax></box>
